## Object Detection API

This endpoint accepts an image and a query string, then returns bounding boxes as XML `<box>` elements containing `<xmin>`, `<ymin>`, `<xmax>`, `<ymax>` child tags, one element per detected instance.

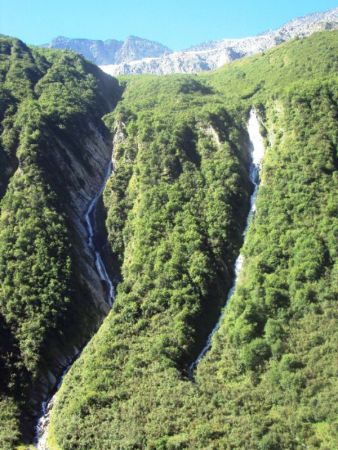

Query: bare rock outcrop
<box><xmin>100</xmin><ymin>7</ymin><xmax>338</xmax><ymax>75</ymax></box>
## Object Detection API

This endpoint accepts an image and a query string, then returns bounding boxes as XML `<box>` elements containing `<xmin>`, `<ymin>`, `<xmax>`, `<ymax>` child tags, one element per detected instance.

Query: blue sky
<box><xmin>0</xmin><ymin>0</ymin><xmax>336</xmax><ymax>50</ymax></box>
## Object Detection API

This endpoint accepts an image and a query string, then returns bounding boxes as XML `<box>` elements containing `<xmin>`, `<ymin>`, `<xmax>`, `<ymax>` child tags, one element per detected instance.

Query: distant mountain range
<box><xmin>44</xmin><ymin>7</ymin><xmax>338</xmax><ymax>75</ymax></box>
<box><xmin>42</xmin><ymin>35</ymin><xmax>171</xmax><ymax>65</ymax></box>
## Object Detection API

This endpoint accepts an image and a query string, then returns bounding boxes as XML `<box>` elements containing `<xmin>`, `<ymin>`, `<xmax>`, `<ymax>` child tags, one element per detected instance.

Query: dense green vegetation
<box><xmin>0</xmin><ymin>31</ymin><xmax>336</xmax><ymax>449</ymax></box>
<box><xmin>195</xmin><ymin>83</ymin><xmax>338</xmax><ymax>449</ymax></box>
<box><xmin>46</xmin><ymin>31</ymin><xmax>338</xmax><ymax>450</ymax></box>
<box><xmin>0</xmin><ymin>36</ymin><xmax>120</xmax><ymax>447</ymax></box>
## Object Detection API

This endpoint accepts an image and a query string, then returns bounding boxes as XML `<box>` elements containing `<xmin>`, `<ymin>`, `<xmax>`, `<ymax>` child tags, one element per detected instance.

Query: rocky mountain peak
<box><xmin>100</xmin><ymin>7</ymin><xmax>338</xmax><ymax>75</ymax></box>
<box><xmin>115</xmin><ymin>35</ymin><xmax>172</xmax><ymax>64</ymax></box>
<box><xmin>43</xmin><ymin>7</ymin><xmax>337</xmax><ymax>74</ymax></box>
<box><xmin>44</xmin><ymin>35</ymin><xmax>172</xmax><ymax>65</ymax></box>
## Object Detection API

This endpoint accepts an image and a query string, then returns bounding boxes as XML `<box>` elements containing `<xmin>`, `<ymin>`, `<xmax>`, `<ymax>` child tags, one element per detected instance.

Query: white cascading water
<box><xmin>188</xmin><ymin>109</ymin><xmax>265</xmax><ymax>377</ymax></box>
<box><xmin>34</xmin><ymin>160</ymin><xmax>115</xmax><ymax>449</ymax></box>
<box><xmin>34</xmin><ymin>355</ymin><xmax>79</xmax><ymax>450</ymax></box>
<box><xmin>84</xmin><ymin>160</ymin><xmax>115</xmax><ymax>307</ymax></box>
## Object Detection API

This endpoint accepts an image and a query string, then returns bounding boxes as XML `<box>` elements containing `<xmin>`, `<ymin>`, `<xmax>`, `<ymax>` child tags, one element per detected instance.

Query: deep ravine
<box><xmin>34</xmin><ymin>160</ymin><xmax>115</xmax><ymax>449</ymax></box>
<box><xmin>33</xmin><ymin>110</ymin><xmax>265</xmax><ymax>446</ymax></box>
<box><xmin>188</xmin><ymin>109</ymin><xmax>265</xmax><ymax>377</ymax></box>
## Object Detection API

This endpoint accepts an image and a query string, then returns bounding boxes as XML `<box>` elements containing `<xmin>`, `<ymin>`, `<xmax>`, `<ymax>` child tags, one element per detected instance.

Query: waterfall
<box><xmin>34</xmin><ymin>160</ymin><xmax>115</xmax><ymax>449</ymax></box>
<box><xmin>188</xmin><ymin>109</ymin><xmax>265</xmax><ymax>377</ymax></box>
<box><xmin>84</xmin><ymin>160</ymin><xmax>115</xmax><ymax>307</ymax></box>
<box><xmin>34</xmin><ymin>355</ymin><xmax>78</xmax><ymax>450</ymax></box>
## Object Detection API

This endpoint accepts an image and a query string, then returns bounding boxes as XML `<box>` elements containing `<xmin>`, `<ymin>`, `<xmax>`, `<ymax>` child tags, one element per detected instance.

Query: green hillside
<box><xmin>0</xmin><ymin>30</ymin><xmax>337</xmax><ymax>449</ymax></box>
<box><xmin>46</xmin><ymin>31</ymin><xmax>337</xmax><ymax>449</ymax></box>
<box><xmin>0</xmin><ymin>36</ymin><xmax>120</xmax><ymax>447</ymax></box>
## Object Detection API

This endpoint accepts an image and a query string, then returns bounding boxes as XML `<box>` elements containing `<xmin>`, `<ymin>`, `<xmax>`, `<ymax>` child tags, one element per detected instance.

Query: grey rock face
<box><xmin>29</xmin><ymin>121</ymin><xmax>113</xmax><ymax>413</ymax></box>
<box><xmin>43</xmin><ymin>35</ymin><xmax>172</xmax><ymax>65</ymax></box>
<box><xmin>99</xmin><ymin>7</ymin><xmax>338</xmax><ymax>75</ymax></box>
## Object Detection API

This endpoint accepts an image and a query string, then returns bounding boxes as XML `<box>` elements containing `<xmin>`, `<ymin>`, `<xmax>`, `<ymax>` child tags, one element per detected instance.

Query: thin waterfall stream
<box><xmin>188</xmin><ymin>109</ymin><xmax>265</xmax><ymax>378</ymax></box>
<box><xmin>84</xmin><ymin>160</ymin><xmax>115</xmax><ymax>307</ymax></box>
<box><xmin>34</xmin><ymin>160</ymin><xmax>115</xmax><ymax>449</ymax></box>
<box><xmin>33</xmin><ymin>110</ymin><xmax>265</xmax><ymax>444</ymax></box>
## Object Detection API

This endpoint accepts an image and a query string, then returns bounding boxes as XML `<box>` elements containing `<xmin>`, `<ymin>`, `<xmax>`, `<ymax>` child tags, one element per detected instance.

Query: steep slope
<box><xmin>46</xmin><ymin>31</ymin><xmax>338</xmax><ymax>449</ymax></box>
<box><xmin>101</xmin><ymin>7</ymin><xmax>338</xmax><ymax>75</ymax></box>
<box><xmin>196</xmin><ymin>82</ymin><xmax>338</xmax><ymax>450</ymax></box>
<box><xmin>0</xmin><ymin>36</ymin><xmax>121</xmax><ymax>447</ymax></box>
<box><xmin>43</xmin><ymin>35</ymin><xmax>172</xmax><ymax>65</ymax></box>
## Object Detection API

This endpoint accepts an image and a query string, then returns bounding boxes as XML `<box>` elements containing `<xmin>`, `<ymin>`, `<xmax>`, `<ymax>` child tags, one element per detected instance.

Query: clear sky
<box><xmin>0</xmin><ymin>0</ymin><xmax>337</xmax><ymax>50</ymax></box>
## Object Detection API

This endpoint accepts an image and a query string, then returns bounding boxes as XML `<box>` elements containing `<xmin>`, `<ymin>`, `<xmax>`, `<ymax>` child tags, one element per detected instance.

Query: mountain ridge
<box><xmin>100</xmin><ymin>6</ymin><xmax>338</xmax><ymax>75</ymax></box>
<box><xmin>42</xmin><ymin>7</ymin><xmax>338</xmax><ymax>75</ymax></box>
<box><xmin>42</xmin><ymin>35</ymin><xmax>172</xmax><ymax>65</ymax></box>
